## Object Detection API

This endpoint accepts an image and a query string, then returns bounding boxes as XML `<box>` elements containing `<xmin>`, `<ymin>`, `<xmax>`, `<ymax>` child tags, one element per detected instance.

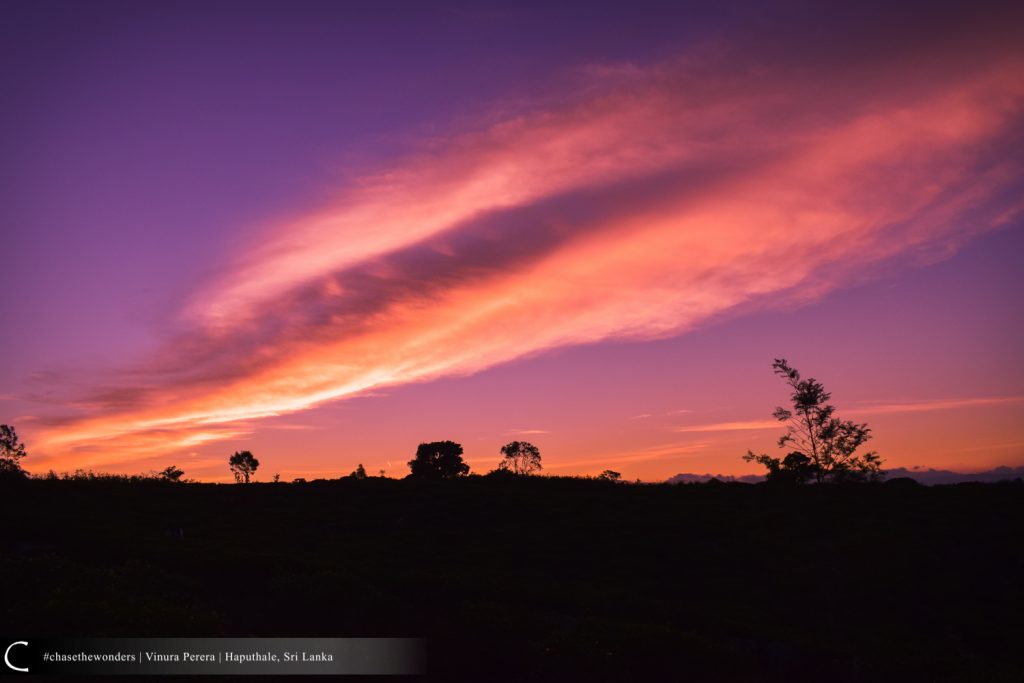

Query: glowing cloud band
<box><xmin>36</xmin><ymin>33</ymin><xmax>1024</xmax><ymax>467</ymax></box>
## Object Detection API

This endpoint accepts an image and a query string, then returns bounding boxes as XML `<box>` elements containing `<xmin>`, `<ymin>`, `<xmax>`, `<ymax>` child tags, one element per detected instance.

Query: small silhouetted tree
<box><xmin>408</xmin><ymin>441</ymin><xmax>470</xmax><ymax>479</ymax></box>
<box><xmin>228</xmin><ymin>450</ymin><xmax>259</xmax><ymax>483</ymax></box>
<box><xmin>350</xmin><ymin>463</ymin><xmax>367</xmax><ymax>480</ymax></box>
<box><xmin>498</xmin><ymin>441</ymin><xmax>542</xmax><ymax>475</ymax></box>
<box><xmin>744</xmin><ymin>359</ymin><xmax>883</xmax><ymax>483</ymax></box>
<box><xmin>0</xmin><ymin>424</ymin><xmax>27</xmax><ymax>478</ymax></box>
<box><xmin>159</xmin><ymin>465</ymin><xmax>185</xmax><ymax>482</ymax></box>
<box><xmin>598</xmin><ymin>469</ymin><xmax>621</xmax><ymax>482</ymax></box>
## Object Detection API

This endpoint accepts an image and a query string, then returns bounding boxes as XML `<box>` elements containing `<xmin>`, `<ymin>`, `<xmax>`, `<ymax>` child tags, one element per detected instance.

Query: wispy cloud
<box><xmin>546</xmin><ymin>441</ymin><xmax>711</xmax><ymax>471</ymax></box>
<box><xmin>30</xmin><ymin>10</ymin><xmax>1024</xmax><ymax>468</ymax></box>
<box><xmin>673</xmin><ymin>397</ymin><xmax>1024</xmax><ymax>434</ymax></box>
<box><xmin>675</xmin><ymin>420</ymin><xmax>779</xmax><ymax>434</ymax></box>
<box><xmin>260</xmin><ymin>422</ymin><xmax>322</xmax><ymax>431</ymax></box>
<box><xmin>630</xmin><ymin>409</ymin><xmax>691</xmax><ymax>420</ymax></box>
<box><xmin>856</xmin><ymin>396</ymin><xmax>1024</xmax><ymax>415</ymax></box>
<box><xmin>505</xmin><ymin>429</ymin><xmax>549</xmax><ymax>435</ymax></box>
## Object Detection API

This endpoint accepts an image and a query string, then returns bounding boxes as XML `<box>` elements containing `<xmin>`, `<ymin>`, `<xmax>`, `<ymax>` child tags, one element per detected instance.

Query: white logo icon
<box><xmin>4</xmin><ymin>641</ymin><xmax>28</xmax><ymax>673</ymax></box>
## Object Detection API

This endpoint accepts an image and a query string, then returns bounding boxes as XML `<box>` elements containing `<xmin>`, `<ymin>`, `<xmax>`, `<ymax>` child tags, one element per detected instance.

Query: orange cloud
<box><xmin>676</xmin><ymin>420</ymin><xmax>780</xmax><ymax>434</ymax></box>
<box><xmin>857</xmin><ymin>397</ymin><xmax>1024</xmax><ymax>415</ymax></box>
<box><xmin>545</xmin><ymin>442</ymin><xmax>711</xmax><ymax>472</ymax></box>
<box><xmin>675</xmin><ymin>397</ymin><xmax>1024</xmax><ymax>432</ymax></box>
<box><xmin>32</xmin><ymin>26</ymin><xmax>1024</xmax><ymax>471</ymax></box>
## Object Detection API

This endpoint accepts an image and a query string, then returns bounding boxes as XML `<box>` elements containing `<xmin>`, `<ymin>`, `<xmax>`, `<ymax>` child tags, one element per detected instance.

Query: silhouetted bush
<box><xmin>0</xmin><ymin>423</ymin><xmax>28</xmax><ymax>479</ymax></box>
<box><xmin>497</xmin><ymin>441</ymin><xmax>542</xmax><ymax>475</ymax></box>
<box><xmin>228</xmin><ymin>450</ymin><xmax>259</xmax><ymax>483</ymax></box>
<box><xmin>408</xmin><ymin>441</ymin><xmax>470</xmax><ymax>479</ymax></box>
<box><xmin>159</xmin><ymin>465</ymin><xmax>185</xmax><ymax>482</ymax></box>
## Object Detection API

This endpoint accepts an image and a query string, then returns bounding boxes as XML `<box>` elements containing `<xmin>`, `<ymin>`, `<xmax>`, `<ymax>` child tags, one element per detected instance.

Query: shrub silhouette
<box><xmin>228</xmin><ymin>450</ymin><xmax>259</xmax><ymax>483</ymax></box>
<box><xmin>0</xmin><ymin>424</ymin><xmax>28</xmax><ymax>479</ymax></box>
<box><xmin>159</xmin><ymin>465</ymin><xmax>185</xmax><ymax>482</ymax></box>
<box><xmin>597</xmin><ymin>469</ymin><xmax>621</xmax><ymax>482</ymax></box>
<box><xmin>497</xmin><ymin>441</ymin><xmax>542</xmax><ymax>475</ymax></box>
<box><xmin>408</xmin><ymin>441</ymin><xmax>470</xmax><ymax>479</ymax></box>
<box><xmin>744</xmin><ymin>358</ymin><xmax>883</xmax><ymax>483</ymax></box>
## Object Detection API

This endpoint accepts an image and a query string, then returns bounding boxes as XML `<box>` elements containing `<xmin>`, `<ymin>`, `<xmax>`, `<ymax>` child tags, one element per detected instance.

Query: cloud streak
<box><xmin>676</xmin><ymin>420</ymin><xmax>780</xmax><ymax>434</ymax></box>
<box><xmin>33</xmin><ymin>8</ymin><xmax>1024</xmax><ymax>468</ymax></box>
<box><xmin>674</xmin><ymin>397</ymin><xmax>1024</xmax><ymax>433</ymax></box>
<box><xmin>855</xmin><ymin>396</ymin><xmax>1024</xmax><ymax>415</ymax></box>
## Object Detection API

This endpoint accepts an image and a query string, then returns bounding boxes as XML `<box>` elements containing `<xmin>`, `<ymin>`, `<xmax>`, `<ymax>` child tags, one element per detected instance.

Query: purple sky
<box><xmin>2</xmin><ymin>0</ymin><xmax>1022</xmax><ymax>481</ymax></box>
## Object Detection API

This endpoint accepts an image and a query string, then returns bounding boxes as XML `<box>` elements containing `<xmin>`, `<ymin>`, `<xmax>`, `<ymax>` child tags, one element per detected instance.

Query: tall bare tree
<box><xmin>744</xmin><ymin>359</ymin><xmax>883</xmax><ymax>483</ymax></box>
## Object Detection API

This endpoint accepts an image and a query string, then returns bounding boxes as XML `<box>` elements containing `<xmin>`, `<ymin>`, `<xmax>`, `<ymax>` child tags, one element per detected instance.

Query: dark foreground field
<box><xmin>2</xmin><ymin>476</ymin><xmax>1022</xmax><ymax>681</ymax></box>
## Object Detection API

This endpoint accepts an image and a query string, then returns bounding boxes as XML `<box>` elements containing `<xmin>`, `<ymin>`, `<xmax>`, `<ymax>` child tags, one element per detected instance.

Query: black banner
<box><xmin>0</xmin><ymin>638</ymin><xmax>424</xmax><ymax>676</ymax></box>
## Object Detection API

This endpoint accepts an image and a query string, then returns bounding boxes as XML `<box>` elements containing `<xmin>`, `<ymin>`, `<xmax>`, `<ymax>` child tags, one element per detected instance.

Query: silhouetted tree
<box><xmin>228</xmin><ymin>450</ymin><xmax>259</xmax><ymax>483</ymax></box>
<box><xmin>349</xmin><ymin>463</ymin><xmax>368</xmax><ymax>480</ymax></box>
<box><xmin>498</xmin><ymin>441</ymin><xmax>542</xmax><ymax>475</ymax></box>
<box><xmin>598</xmin><ymin>469</ymin><xmax>621</xmax><ymax>482</ymax></box>
<box><xmin>0</xmin><ymin>424</ymin><xmax>27</xmax><ymax>478</ymax></box>
<box><xmin>159</xmin><ymin>465</ymin><xmax>185</xmax><ymax>482</ymax></box>
<box><xmin>744</xmin><ymin>359</ymin><xmax>883</xmax><ymax>483</ymax></box>
<box><xmin>408</xmin><ymin>441</ymin><xmax>470</xmax><ymax>479</ymax></box>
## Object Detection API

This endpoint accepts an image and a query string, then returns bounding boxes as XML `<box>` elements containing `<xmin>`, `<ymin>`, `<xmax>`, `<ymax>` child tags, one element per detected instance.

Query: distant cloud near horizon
<box><xmin>30</xmin><ymin>5</ymin><xmax>1024</xmax><ymax>469</ymax></box>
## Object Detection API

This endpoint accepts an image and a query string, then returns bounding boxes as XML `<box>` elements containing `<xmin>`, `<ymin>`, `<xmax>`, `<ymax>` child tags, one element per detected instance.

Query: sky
<box><xmin>1</xmin><ymin>0</ymin><xmax>1022</xmax><ymax>482</ymax></box>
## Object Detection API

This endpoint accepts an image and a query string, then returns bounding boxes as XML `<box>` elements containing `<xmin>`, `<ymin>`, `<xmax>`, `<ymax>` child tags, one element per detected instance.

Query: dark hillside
<box><xmin>2</xmin><ymin>477</ymin><xmax>1021</xmax><ymax>680</ymax></box>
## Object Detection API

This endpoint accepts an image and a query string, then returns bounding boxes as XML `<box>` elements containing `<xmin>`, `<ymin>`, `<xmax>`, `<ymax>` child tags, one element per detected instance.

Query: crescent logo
<box><xmin>4</xmin><ymin>641</ymin><xmax>28</xmax><ymax>673</ymax></box>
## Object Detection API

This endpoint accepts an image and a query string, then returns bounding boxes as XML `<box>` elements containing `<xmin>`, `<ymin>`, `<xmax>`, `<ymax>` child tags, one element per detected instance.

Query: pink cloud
<box><xmin>674</xmin><ymin>397</ymin><xmax>1024</xmax><ymax>435</ymax></box>
<box><xmin>676</xmin><ymin>420</ymin><xmax>780</xmax><ymax>434</ymax></box>
<box><xmin>857</xmin><ymin>396</ymin><xmax>1024</xmax><ymax>415</ymax></box>
<box><xmin>32</xmin><ymin>21</ymin><xmax>1024</xmax><ymax>471</ymax></box>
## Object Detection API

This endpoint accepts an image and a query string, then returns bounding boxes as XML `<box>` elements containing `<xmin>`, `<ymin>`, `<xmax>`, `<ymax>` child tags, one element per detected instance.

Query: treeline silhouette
<box><xmin>1</xmin><ymin>360</ymin><xmax>886</xmax><ymax>486</ymax></box>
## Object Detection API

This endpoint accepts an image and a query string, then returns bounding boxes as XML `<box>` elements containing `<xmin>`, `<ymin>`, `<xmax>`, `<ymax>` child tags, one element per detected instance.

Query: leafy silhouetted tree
<box><xmin>228</xmin><ymin>450</ymin><xmax>259</xmax><ymax>483</ymax></box>
<box><xmin>744</xmin><ymin>359</ymin><xmax>883</xmax><ymax>483</ymax></box>
<box><xmin>159</xmin><ymin>465</ymin><xmax>185</xmax><ymax>482</ymax></box>
<box><xmin>498</xmin><ymin>441</ymin><xmax>542</xmax><ymax>475</ymax></box>
<box><xmin>597</xmin><ymin>469</ymin><xmax>621</xmax><ymax>482</ymax></box>
<box><xmin>408</xmin><ymin>441</ymin><xmax>470</xmax><ymax>479</ymax></box>
<box><xmin>750</xmin><ymin>452</ymin><xmax>819</xmax><ymax>485</ymax></box>
<box><xmin>349</xmin><ymin>463</ymin><xmax>368</xmax><ymax>480</ymax></box>
<box><xmin>0</xmin><ymin>424</ymin><xmax>27</xmax><ymax>478</ymax></box>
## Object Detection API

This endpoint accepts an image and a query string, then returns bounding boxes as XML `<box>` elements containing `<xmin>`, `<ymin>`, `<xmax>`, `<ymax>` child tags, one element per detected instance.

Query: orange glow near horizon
<box><xmin>11</xmin><ymin>20</ymin><xmax>1024</xmax><ymax>481</ymax></box>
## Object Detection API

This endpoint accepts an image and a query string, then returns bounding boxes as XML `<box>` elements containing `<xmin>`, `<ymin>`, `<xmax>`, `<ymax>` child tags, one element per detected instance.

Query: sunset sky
<box><xmin>2</xmin><ymin>0</ymin><xmax>1022</xmax><ymax>482</ymax></box>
